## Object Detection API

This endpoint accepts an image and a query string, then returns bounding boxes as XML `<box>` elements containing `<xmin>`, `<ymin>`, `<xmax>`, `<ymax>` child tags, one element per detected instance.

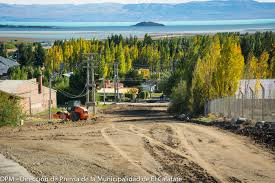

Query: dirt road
<box><xmin>0</xmin><ymin>105</ymin><xmax>274</xmax><ymax>183</ymax></box>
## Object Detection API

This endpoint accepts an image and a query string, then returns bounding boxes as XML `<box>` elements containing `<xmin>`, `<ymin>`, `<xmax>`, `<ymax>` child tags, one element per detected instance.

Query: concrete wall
<box><xmin>16</xmin><ymin>81</ymin><xmax>56</xmax><ymax>115</ymax></box>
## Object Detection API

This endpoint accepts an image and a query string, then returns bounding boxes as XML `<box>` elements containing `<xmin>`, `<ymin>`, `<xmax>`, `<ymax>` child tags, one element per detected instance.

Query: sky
<box><xmin>1</xmin><ymin>0</ymin><xmax>275</xmax><ymax>4</ymax></box>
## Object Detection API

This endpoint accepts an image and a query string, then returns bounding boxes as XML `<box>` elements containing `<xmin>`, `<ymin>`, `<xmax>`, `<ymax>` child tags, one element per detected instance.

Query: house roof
<box><xmin>0</xmin><ymin>56</ymin><xmax>20</xmax><ymax>75</ymax></box>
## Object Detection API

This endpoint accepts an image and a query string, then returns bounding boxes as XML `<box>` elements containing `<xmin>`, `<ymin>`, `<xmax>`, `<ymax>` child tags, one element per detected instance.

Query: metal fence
<box><xmin>205</xmin><ymin>85</ymin><xmax>275</xmax><ymax>122</ymax></box>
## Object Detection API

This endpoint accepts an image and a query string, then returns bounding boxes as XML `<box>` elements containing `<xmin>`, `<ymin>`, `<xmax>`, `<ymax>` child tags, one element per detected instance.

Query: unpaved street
<box><xmin>0</xmin><ymin>105</ymin><xmax>275</xmax><ymax>183</ymax></box>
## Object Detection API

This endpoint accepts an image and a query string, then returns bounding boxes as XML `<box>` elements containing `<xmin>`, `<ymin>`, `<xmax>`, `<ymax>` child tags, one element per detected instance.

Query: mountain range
<box><xmin>1</xmin><ymin>0</ymin><xmax>275</xmax><ymax>22</ymax></box>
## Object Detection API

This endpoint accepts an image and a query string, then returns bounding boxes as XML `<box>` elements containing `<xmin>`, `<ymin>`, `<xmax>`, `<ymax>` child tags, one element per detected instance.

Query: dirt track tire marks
<box><xmin>167</xmin><ymin>124</ymin><xmax>227</xmax><ymax>183</ymax></box>
<box><xmin>173</xmin><ymin>123</ymin><xmax>275</xmax><ymax>183</ymax></box>
<box><xmin>130</xmin><ymin>125</ymin><xmax>225</xmax><ymax>182</ymax></box>
<box><xmin>132</xmin><ymin>124</ymin><xmax>229</xmax><ymax>182</ymax></box>
<box><xmin>111</xmin><ymin>124</ymin><xmax>222</xmax><ymax>182</ymax></box>
<box><xmin>112</xmin><ymin>124</ymin><xmax>190</xmax><ymax>159</ymax></box>
<box><xmin>128</xmin><ymin>125</ymin><xmax>220</xmax><ymax>183</ymax></box>
<box><xmin>100</xmin><ymin>127</ymin><xmax>155</xmax><ymax>176</ymax></box>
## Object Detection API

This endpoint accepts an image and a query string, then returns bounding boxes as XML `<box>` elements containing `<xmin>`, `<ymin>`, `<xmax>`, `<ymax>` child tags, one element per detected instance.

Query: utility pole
<box><xmin>86</xmin><ymin>57</ymin><xmax>90</xmax><ymax>105</ymax></box>
<box><xmin>116</xmin><ymin>63</ymin><xmax>119</xmax><ymax>102</ymax></box>
<box><xmin>103</xmin><ymin>76</ymin><xmax>106</xmax><ymax>105</ymax></box>
<box><xmin>83</xmin><ymin>53</ymin><xmax>97</xmax><ymax>116</ymax></box>
<box><xmin>48</xmin><ymin>76</ymin><xmax>52</xmax><ymax>123</ymax></box>
<box><xmin>150</xmin><ymin>65</ymin><xmax>153</xmax><ymax>98</ymax></box>
<box><xmin>91</xmin><ymin>58</ymin><xmax>96</xmax><ymax>115</ymax></box>
<box><xmin>114</xmin><ymin>63</ymin><xmax>116</xmax><ymax>102</ymax></box>
<box><xmin>16</xmin><ymin>51</ymin><xmax>19</xmax><ymax>63</ymax></box>
<box><xmin>114</xmin><ymin>62</ymin><xmax>119</xmax><ymax>102</ymax></box>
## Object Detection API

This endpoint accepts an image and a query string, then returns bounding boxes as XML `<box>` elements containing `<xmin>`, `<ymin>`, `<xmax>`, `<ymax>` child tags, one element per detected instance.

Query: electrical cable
<box><xmin>54</xmin><ymin>84</ymin><xmax>88</xmax><ymax>98</ymax></box>
<box><xmin>57</xmin><ymin>89</ymin><xmax>88</xmax><ymax>98</ymax></box>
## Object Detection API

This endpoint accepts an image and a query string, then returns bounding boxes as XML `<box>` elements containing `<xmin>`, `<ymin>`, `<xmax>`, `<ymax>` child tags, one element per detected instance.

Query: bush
<box><xmin>138</xmin><ymin>91</ymin><xmax>150</xmax><ymax>99</ymax></box>
<box><xmin>168</xmin><ymin>80</ymin><xmax>189</xmax><ymax>114</ymax></box>
<box><xmin>145</xmin><ymin>91</ymin><xmax>150</xmax><ymax>99</ymax></box>
<box><xmin>122</xmin><ymin>97</ymin><xmax>131</xmax><ymax>102</ymax></box>
<box><xmin>0</xmin><ymin>93</ymin><xmax>24</xmax><ymax>127</ymax></box>
<box><xmin>5</xmin><ymin>42</ymin><xmax>16</xmax><ymax>49</ymax></box>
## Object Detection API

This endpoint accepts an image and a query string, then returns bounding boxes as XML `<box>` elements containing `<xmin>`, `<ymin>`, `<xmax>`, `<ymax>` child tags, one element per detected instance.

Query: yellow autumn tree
<box><xmin>191</xmin><ymin>35</ymin><xmax>221</xmax><ymax>113</ymax></box>
<box><xmin>257</xmin><ymin>51</ymin><xmax>269</xmax><ymax>79</ymax></box>
<box><xmin>215</xmin><ymin>36</ymin><xmax>244</xmax><ymax>96</ymax></box>
<box><xmin>244</xmin><ymin>52</ymin><xmax>258</xmax><ymax>79</ymax></box>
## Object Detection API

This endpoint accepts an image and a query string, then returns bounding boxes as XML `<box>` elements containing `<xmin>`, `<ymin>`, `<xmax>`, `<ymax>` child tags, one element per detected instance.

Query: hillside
<box><xmin>133</xmin><ymin>22</ymin><xmax>165</xmax><ymax>27</ymax></box>
<box><xmin>0</xmin><ymin>0</ymin><xmax>275</xmax><ymax>22</ymax></box>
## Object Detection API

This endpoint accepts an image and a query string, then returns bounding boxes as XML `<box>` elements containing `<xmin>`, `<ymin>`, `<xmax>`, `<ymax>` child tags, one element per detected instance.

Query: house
<box><xmin>97</xmin><ymin>87</ymin><xmax>138</xmax><ymax>101</ymax></box>
<box><xmin>0</xmin><ymin>56</ymin><xmax>20</xmax><ymax>77</ymax></box>
<box><xmin>138</xmin><ymin>69</ymin><xmax>150</xmax><ymax>79</ymax></box>
<box><xmin>140</xmin><ymin>82</ymin><xmax>156</xmax><ymax>92</ymax></box>
<box><xmin>104</xmin><ymin>79</ymin><xmax>124</xmax><ymax>88</ymax></box>
<box><xmin>0</xmin><ymin>77</ymin><xmax>57</xmax><ymax>115</ymax></box>
<box><xmin>237</xmin><ymin>79</ymin><xmax>275</xmax><ymax>99</ymax></box>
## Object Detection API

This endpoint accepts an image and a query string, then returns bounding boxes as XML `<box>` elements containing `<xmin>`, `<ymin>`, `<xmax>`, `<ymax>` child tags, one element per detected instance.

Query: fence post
<box><xmin>269</xmin><ymin>89</ymin><xmax>273</xmax><ymax>121</ymax></box>
<box><xmin>239</xmin><ymin>89</ymin><xmax>244</xmax><ymax>117</ymax></box>
<box><xmin>249</xmin><ymin>87</ymin><xmax>254</xmax><ymax>120</ymax></box>
<box><xmin>220</xmin><ymin>98</ymin><xmax>222</xmax><ymax>116</ymax></box>
<box><xmin>234</xmin><ymin>94</ymin><xmax>240</xmax><ymax>118</ymax></box>
<box><xmin>228</xmin><ymin>96</ymin><xmax>231</xmax><ymax>118</ymax></box>
<box><xmin>223</xmin><ymin>97</ymin><xmax>226</xmax><ymax>116</ymax></box>
<box><xmin>204</xmin><ymin>101</ymin><xmax>208</xmax><ymax>116</ymax></box>
<box><xmin>260</xmin><ymin>84</ymin><xmax>265</xmax><ymax>121</ymax></box>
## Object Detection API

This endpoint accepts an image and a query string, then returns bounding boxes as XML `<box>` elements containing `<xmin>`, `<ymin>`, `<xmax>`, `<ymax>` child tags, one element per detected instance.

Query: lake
<box><xmin>0</xmin><ymin>19</ymin><xmax>275</xmax><ymax>40</ymax></box>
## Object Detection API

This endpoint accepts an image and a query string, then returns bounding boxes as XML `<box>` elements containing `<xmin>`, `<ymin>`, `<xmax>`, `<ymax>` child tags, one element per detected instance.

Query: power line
<box><xmin>56</xmin><ymin>85</ymin><xmax>87</xmax><ymax>99</ymax></box>
<box><xmin>57</xmin><ymin>89</ymin><xmax>91</xmax><ymax>99</ymax></box>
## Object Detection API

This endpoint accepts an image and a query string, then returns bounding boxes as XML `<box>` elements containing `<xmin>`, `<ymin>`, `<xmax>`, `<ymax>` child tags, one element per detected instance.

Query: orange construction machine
<box><xmin>53</xmin><ymin>100</ymin><xmax>90</xmax><ymax>122</ymax></box>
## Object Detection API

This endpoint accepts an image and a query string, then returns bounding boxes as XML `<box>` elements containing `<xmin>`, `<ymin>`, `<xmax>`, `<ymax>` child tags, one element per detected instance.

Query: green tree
<box><xmin>271</xmin><ymin>55</ymin><xmax>275</xmax><ymax>78</ymax></box>
<box><xmin>34</xmin><ymin>43</ymin><xmax>46</xmax><ymax>67</ymax></box>
<box><xmin>0</xmin><ymin>43</ymin><xmax>7</xmax><ymax>57</ymax></box>
<box><xmin>191</xmin><ymin>36</ymin><xmax>221</xmax><ymax>113</ymax></box>
<box><xmin>168</xmin><ymin>80</ymin><xmax>188</xmax><ymax>114</ymax></box>
<box><xmin>144</xmin><ymin>34</ymin><xmax>153</xmax><ymax>46</ymax></box>
<box><xmin>116</xmin><ymin>42</ymin><xmax>126</xmax><ymax>76</ymax></box>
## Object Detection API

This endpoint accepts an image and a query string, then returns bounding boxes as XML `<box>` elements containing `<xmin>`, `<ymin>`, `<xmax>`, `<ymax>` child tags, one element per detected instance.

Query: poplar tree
<box><xmin>215</xmin><ymin>36</ymin><xmax>244</xmax><ymax>96</ymax></box>
<box><xmin>244</xmin><ymin>52</ymin><xmax>258</xmax><ymax>79</ymax></box>
<box><xmin>257</xmin><ymin>51</ymin><xmax>269</xmax><ymax>79</ymax></box>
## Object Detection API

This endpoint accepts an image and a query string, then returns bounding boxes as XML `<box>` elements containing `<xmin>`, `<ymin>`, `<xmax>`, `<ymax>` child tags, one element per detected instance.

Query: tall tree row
<box><xmin>6</xmin><ymin>32</ymin><xmax>275</xmax><ymax>114</ymax></box>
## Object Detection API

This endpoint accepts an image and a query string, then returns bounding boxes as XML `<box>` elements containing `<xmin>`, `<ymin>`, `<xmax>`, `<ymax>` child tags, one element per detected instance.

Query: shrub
<box><xmin>168</xmin><ymin>80</ymin><xmax>189</xmax><ymax>114</ymax></box>
<box><xmin>0</xmin><ymin>93</ymin><xmax>24</xmax><ymax>127</ymax></box>
<box><xmin>138</xmin><ymin>91</ymin><xmax>150</xmax><ymax>99</ymax></box>
<box><xmin>145</xmin><ymin>91</ymin><xmax>150</xmax><ymax>99</ymax></box>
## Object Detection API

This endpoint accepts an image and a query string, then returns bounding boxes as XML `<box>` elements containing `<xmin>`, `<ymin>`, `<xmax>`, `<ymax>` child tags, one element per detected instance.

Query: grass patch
<box><xmin>97</xmin><ymin>104</ymin><xmax>112</xmax><ymax>109</ymax></box>
<box><xmin>151</xmin><ymin>92</ymin><xmax>163</xmax><ymax>98</ymax></box>
<box><xmin>36</xmin><ymin>108</ymin><xmax>64</xmax><ymax>116</ymax></box>
<box><xmin>25</xmin><ymin>116</ymin><xmax>61</xmax><ymax>123</ymax></box>
<box><xmin>194</xmin><ymin>114</ymin><xmax>217</xmax><ymax>123</ymax></box>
